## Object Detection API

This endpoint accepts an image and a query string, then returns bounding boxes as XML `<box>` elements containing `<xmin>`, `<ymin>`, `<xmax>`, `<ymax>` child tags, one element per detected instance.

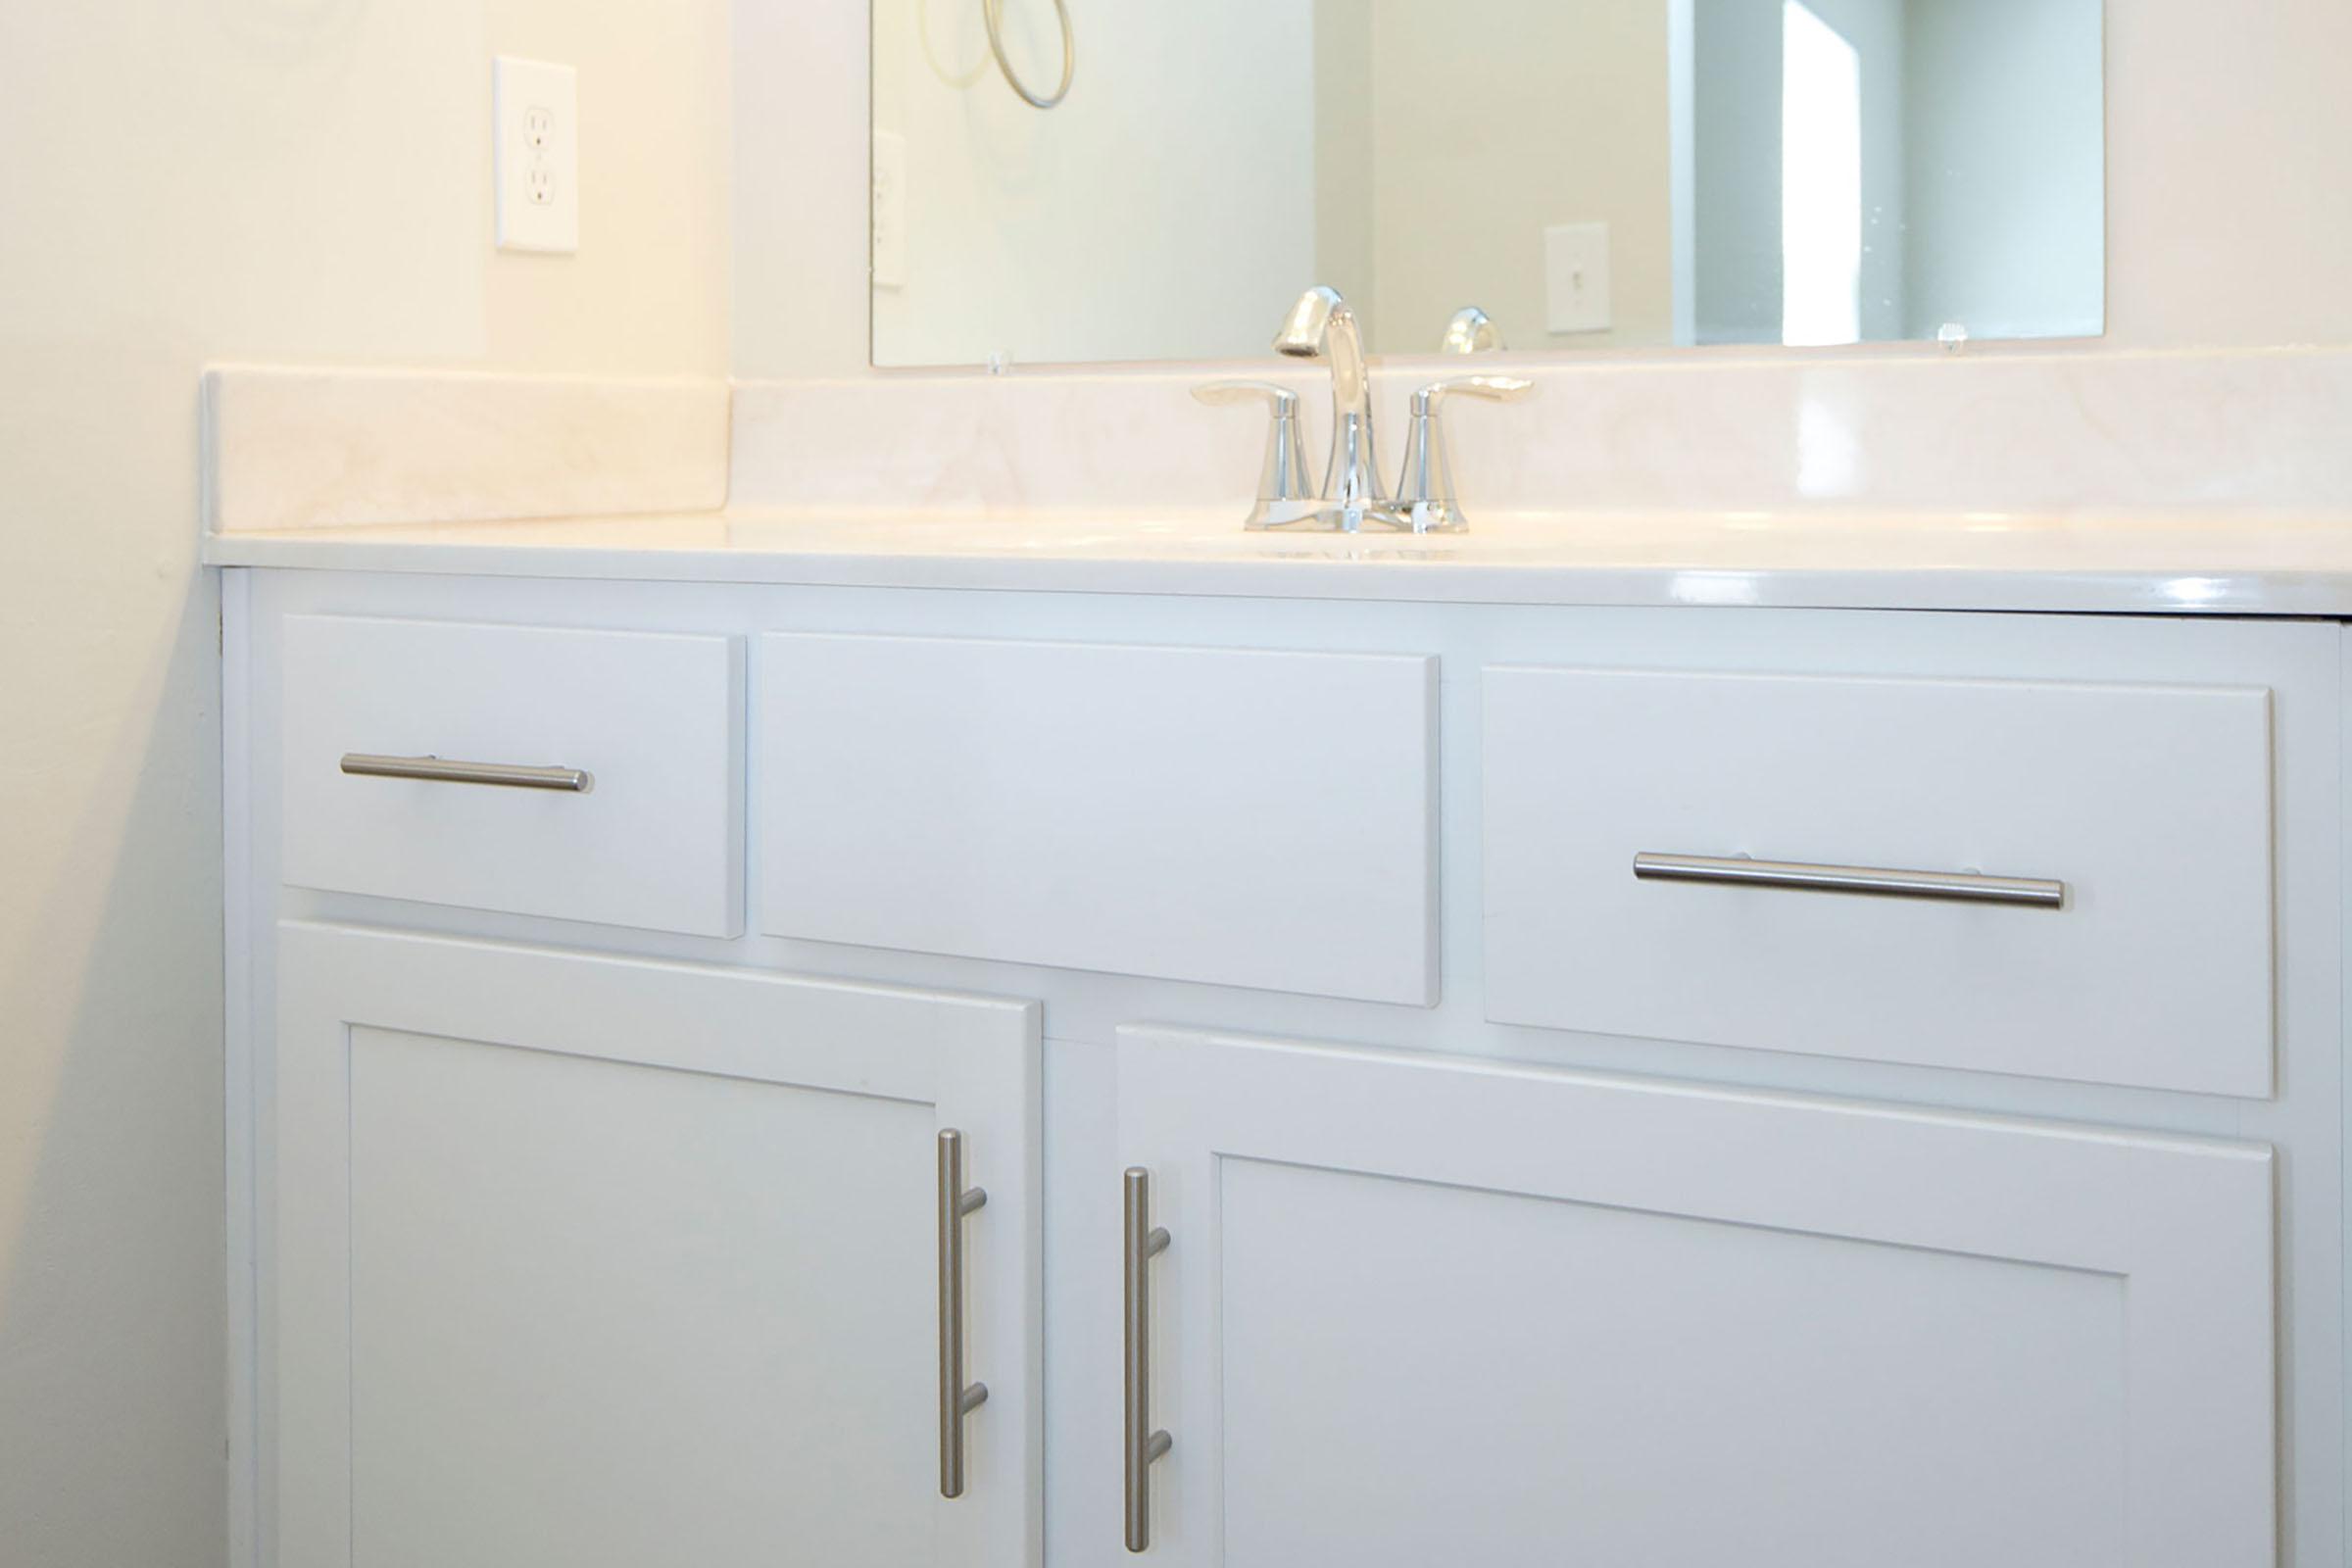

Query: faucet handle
<box><xmin>1411</xmin><ymin>374</ymin><xmax>1535</xmax><ymax>416</ymax></box>
<box><xmin>1396</xmin><ymin>376</ymin><xmax>1538</xmax><ymax>534</ymax></box>
<box><xmin>1192</xmin><ymin>380</ymin><xmax>1316</xmax><ymax>530</ymax></box>
<box><xmin>1193</xmin><ymin>378</ymin><xmax>1299</xmax><ymax>416</ymax></box>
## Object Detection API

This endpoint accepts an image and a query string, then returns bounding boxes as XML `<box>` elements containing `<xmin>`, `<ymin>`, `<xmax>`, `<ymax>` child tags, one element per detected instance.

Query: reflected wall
<box><xmin>858</xmin><ymin>0</ymin><xmax>2104</xmax><ymax>368</ymax></box>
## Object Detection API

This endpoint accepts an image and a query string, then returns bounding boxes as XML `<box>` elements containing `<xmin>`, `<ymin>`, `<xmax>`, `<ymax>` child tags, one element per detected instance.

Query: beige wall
<box><xmin>739</xmin><ymin>0</ymin><xmax>2352</xmax><ymax>376</ymax></box>
<box><xmin>0</xmin><ymin>4</ymin><xmax>729</xmax><ymax>1564</ymax></box>
<box><xmin>1312</xmin><ymin>7</ymin><xmax>1379</xmax><ymax>318</ymax></box>
<box><xmin>1367</xmin><ymin>0</ymin><xmax>1677</xmax><ymax>354</ymax></box>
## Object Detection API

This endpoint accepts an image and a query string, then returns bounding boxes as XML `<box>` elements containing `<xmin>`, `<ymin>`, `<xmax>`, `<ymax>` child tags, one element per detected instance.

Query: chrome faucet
<box><xmin>1199</xmin><ymin>290</ymin><xmax>1533</xmax><ymax>533</ymax></box>
<box><xmin>1441</xmin><ymin>306</ymin><xmax>1504</xmax><ymax>354</ymax></box>
<box><xmin>1189</xmin><ymin>379</ymin><xmax>1317</xmax><ymax>529</ymax></box>
<box><xmin>1273</xmin><ymin>286</ymin><xmax>1393</xmax><ymax>531</ymax></box>
<box><xmin>1395</xmin><ymin>375</ymin><xmax>1535</xmax><ymax>532</ymax></box>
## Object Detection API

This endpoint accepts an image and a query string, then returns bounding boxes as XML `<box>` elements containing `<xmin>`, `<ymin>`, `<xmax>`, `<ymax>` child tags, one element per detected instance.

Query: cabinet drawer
<box><xmin>279</xmin><ymin>615</ymin><xmax>744</xmax><ymax>936</ymax></box>
<box><xmin>759</xmin><ymin>633</ymin><xmax>1438</xmax><ymax>1004</ymax></box>
<box><xmin>1483</xmin><ymin>666</ymin><xmax>2275</xmax><ymax>1095</ymax></box>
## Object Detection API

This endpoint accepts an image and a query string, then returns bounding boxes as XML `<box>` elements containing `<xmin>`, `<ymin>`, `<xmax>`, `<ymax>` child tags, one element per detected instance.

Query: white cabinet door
<box><xmin>1114</xmin><ymin>1027</ymin><xmax>2275</xmax><ymax>1568</ymax></box>
<box><xmin>269</xmin><ymin>923</ymin><xmax>1041</xmax><ymax>1568</ymax></box>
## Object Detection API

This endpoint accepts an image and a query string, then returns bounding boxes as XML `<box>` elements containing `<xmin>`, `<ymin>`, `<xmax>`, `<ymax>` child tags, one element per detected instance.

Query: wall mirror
<box><xmin>868</xmin><ymin>0</ymin><xmax>2105</xmax><ymax>368</ymax></box>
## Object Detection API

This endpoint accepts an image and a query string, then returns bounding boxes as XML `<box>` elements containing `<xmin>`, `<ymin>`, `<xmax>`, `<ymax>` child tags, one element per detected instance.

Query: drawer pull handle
<box><xmin>937</xmin><ymin>1130</ymin><xmax>990</xmax><ymax>1499</ymax></box>
<box><xmin>1633</xmin><ymin>853</ymin><xmax>2066</xmax><ymax>908</ymax></box>
<box><xmin>1123</xmin><ymin>1167</ymin><xmax>1172</xmax><ymax>1553</ymax></box>
<box><xmin>340</xmin><ymin>754</ymin><xmax>594</xmax><ymax>794</ymax></box>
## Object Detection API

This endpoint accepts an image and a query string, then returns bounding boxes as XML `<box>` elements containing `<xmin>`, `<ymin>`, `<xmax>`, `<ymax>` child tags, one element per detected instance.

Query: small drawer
<box><xmin>279</xmin><ymin>615</ymin><xmax>743</xmax><ymax>936</ymax></box>
<box><xmin>759</xmin><ymin>633</ymin><xmax>1438</xmax><ymax>1004</ymax></box>
<box><xmin>1483</xmin><ymin>665</ymin><xmax>2275</xmax><ymax>1096</ymax></box>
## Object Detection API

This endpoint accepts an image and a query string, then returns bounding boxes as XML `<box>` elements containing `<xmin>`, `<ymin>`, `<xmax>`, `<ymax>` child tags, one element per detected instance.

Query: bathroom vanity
<box><xmin>211</xmin><ymin>511</ymin><xmax>2351</xmax><ymax>1567</ymax></box>
<box><xmin>188</xmin><ymin>0</ymin><xmax>2342</xmax><ymax>1552</ymax></box>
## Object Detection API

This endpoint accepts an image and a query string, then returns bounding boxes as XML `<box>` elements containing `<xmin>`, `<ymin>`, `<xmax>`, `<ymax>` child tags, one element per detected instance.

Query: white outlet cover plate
<box><xmin>495</xmin><ymin>56</ymin><xmax>578</xmax><ymax>255</ymax></box>
<box><xmin>1544</xmin><ymin>221</ymin><xmax>1611</xmax><ymax>334</ymax></box>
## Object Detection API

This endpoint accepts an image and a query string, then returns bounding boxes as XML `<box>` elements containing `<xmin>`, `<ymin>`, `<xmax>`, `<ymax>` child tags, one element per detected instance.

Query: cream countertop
<box><xmin>199</xmin><ymin>507</ymin><xmax>2352</xmax><ymax>617</ymax></box>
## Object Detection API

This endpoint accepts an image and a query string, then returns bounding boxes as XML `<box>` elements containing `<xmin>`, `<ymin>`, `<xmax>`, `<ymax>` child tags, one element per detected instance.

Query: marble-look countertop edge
<box><xmin>198</xmin><ymin>513</ymin><xmax>2352</xmax><ymax>619</ymax></box>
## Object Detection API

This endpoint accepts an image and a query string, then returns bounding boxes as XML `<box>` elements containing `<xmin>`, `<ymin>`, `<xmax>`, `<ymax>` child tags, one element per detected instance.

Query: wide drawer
<box><xmin>759</xmin><ymin>633</ymin><xmax>1439</xmax><ymax>1004</ymax></box>
<box><xmin>1483</xmin><ymin>665</ymin><xmax>2275</xmax><ymax>1096</ymax></box>
<box><xmin>279</xmin><ymin>615</ymin><xmax>744</xmax><ymax>936</ymax></box>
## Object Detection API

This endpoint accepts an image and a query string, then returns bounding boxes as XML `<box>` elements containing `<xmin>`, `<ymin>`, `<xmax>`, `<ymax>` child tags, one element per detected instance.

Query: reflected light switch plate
<box><xmin>1544</xmin><ymin>222</ymin><xmax>1611</xmax><ymax>334</ymax></box>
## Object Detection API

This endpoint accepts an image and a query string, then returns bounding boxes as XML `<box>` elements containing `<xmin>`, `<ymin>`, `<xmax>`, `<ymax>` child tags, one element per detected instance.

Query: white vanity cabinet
<box><xmin>1112</xmin><ymin>1026</ymin><xmax>2275</xmax><ymax>1567</ymax></box>
<box><xmin>264</xmin><ymin>923</ymin><xmax>1042</xmax><ymax>1568</ymax></box>
<box><xmin>222</xmin><ymin>570</ymin><xmax>2346</xmax><ymax>1568</ymax></box>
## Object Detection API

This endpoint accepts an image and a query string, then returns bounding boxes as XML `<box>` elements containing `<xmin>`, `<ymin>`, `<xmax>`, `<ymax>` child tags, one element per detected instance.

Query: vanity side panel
<box><xmin>758</xmin><ymin>633</ymin><xmax>1440</xmax><ymax>1005</ymax></box>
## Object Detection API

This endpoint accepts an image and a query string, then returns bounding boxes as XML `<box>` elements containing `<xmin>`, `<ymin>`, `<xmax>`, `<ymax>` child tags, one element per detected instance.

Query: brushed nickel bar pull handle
<box><xmin>340</xmin><ymin>753</ymin><xmax>594</xmax><ymax>794</ymax></box>
<box><xmin>938</xmin><ymin>1130</ymin><xmax>989</xmax><ymax>1499</ymax></box>
<box><xmin>1633</xmin><ymin>853</ymin><xmax>2066</xmax><ymax>908</ymax></box>
<box><xmin>1123</xmin><ymin>1167</ymin><xmax>1172</xmax><ymax>1553</ymax></box>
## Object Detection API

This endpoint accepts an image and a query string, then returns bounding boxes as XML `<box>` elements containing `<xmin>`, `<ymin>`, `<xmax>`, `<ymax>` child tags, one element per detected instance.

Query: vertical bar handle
<box><xmin>938</xmin><ymin>1129</ymin><xmax>989</xmax><ymax>1499</ymax></box>
<box><xmin>1123</xmin><ymin>1166</ymin><xmax>1172</xmax><ymax>1552</ymax></box>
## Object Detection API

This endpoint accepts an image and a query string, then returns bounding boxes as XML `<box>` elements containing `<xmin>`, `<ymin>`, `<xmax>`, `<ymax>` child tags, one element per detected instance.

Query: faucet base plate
<box><xmin>1250</xmin><ymin>503</ymin><xmax>1468</xmax><ymax>536</ymax></box>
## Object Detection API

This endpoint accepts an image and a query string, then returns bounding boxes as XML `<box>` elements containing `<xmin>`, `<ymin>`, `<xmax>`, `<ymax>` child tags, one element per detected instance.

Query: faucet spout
<box><xmin>1273</xmin><ymin>286</ymin><xmax>1390</xmax><ymax>527</ymax></box>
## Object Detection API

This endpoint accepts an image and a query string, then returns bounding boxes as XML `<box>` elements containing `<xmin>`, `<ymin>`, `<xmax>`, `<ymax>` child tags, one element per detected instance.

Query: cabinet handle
<box><xmin>937</xmin><ymin>1130</ymin><xmax>990</xmax><ymax>1499</ymax></box>
<box><xmin>340</xmin><ymin>753</ymin><xmax>594</xmax><ymax>794</ymax></box>
<box><xmin>1123</xmin><ymin>1167</ymin><xmax>1172</xmax><ymax>1553</ymax></box>
<box><xmin>1633</xmin><ymin>853</ymin><xmax>2066</xmax><ymax>908</ymax></box>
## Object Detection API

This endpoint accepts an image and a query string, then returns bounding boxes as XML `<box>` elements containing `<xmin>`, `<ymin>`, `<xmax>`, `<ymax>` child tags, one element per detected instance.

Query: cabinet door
<box><xmin>1114</xmin><ymin>1027</ymin><xmax>2274</xmax><ymax>1568</ymax></box>
<box><xmin>269</xmin><ymin>923</ymin><xmax>1040</xmax><ymax>1568</ymax></box>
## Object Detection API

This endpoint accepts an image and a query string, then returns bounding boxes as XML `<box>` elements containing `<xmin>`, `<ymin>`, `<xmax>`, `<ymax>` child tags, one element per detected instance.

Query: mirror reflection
<box><xmin>867</xmin><ymin>0</ymin><xmax>2104</xmax><ymax>368</ymax></box>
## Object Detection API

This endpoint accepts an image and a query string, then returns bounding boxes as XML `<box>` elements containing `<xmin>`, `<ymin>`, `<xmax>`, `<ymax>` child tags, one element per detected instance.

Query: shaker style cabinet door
<box><xmin>1112</xmin><ymin>1027</ymin><xmax>2275</xmax><ymax>1568</ymax></box>
<box><xmin>267</xmin><ymin>923</ymin><xmax>1041</xmax><ymax>1568</ymax></box>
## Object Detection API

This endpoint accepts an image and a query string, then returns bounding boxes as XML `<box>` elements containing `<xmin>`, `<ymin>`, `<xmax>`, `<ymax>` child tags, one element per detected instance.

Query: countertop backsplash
<box><xmin>205</xmin><ymin>346</ymin><xmax>2352</xmax><ymax>537</ymax></box>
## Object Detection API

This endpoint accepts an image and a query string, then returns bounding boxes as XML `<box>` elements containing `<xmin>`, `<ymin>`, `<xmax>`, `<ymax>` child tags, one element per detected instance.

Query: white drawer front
<box><xmin>760</xmin><ymin>634</ymin><xmax>1438</xmax><ymax>1004</ymax></box>
<box><xmin>1484</xmin><ymin>666</ymin><xmax>2275</xmax><ymax>1095</ymax></box>
<box><xmin>281</xmin><ymin>615</ymin><xmax>744</xmax><ymax>935</ymax></box>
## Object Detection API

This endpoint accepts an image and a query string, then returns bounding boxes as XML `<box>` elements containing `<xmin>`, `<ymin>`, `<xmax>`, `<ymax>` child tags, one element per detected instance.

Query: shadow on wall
<box><xmin>0</xmin><ymin>369</ymin><xmax>226</xmax><ymax>1566</ymax></box>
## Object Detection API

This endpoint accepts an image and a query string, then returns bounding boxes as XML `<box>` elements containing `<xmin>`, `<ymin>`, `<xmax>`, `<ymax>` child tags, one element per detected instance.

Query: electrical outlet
<box><xmin>495</xmin><ymin>57</ymin><xmax>577</xmax><ymax>254</ymax></box>
<box><xmin>872</xmin><ymin>130</ymin><xmax>908</xmax><ymax>290</ymax></box>
<box><xmin>1544</xmin><ymin>221</ymin><xmax>1612</xmax><ymax>334</ymax></box>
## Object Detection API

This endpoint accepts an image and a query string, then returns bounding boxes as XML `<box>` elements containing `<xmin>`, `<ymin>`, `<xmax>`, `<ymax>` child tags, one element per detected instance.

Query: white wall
<box><xmin>0</xmin><ymin>5</ymin><xmax>730</xmax><ymax>1564</ymax></box>
<box><xmin>1691</xmin><ymin>0</ymin><xmax>1912</xmax><ymax>346</ymax></box>
<box><xmin>863</xmin><ymin>0</ymin><xmax>1319</xmax><ymax>368</ymax></box>
<box><xmin>1902</xmin><ymin>0</ymin><xmax>2104</xmax><ymax>340</ymax></box>
<box><xmin>737</xmin><ymin>0</ymin><xmax>2352</xmax><ymax>376</ymax></box>
<box><xmin>1813</xmin><ymin>0</ymin><xmax>1909</xmax><ymax>341</ymax></box>
<box><xmin>805</xmin><ymin>0</ymin><xmax>1688</xmax><ymax>365</ymax></box>
<box><xmin>1691</xmin><ymin>0</ymin><xmax>1788</xmax><ymax>342</ymax></box>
